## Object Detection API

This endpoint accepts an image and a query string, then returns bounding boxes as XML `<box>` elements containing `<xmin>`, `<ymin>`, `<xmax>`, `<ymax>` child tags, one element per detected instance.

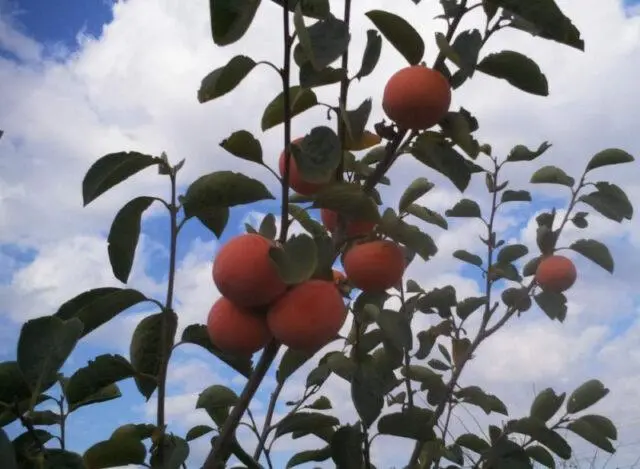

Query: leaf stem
<box><xmin>58</xmin><ymin>397</ymin><xmax>66</xmax><ymax>451</ymax></box>
<box><xmin>253</xmin><ymin>381</ymin><xmax>284</xmax><ymax>460</ymax></box>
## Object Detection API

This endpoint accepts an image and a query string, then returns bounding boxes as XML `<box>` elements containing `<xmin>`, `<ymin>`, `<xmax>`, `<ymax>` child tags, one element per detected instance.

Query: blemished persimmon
<box><xmin>278</xmin><ymin>138</ymin><xmax>328</xmax><ymax>196</ymax></box>
<box><xmin>212</xmin><ymin>233</ymin><xmax>287</xmax><ymax>308</ymax></box>
<box><xmin>206</xmin><ymin>297</ymin><xmax>272</xmax><ymax>355</ymax></box>
<box><xmin>267</xmin><ymin>280</ymin><xmax>347</xmax><ymax>352</ymax></box>
<box><xmin>343</xmin><ymin>240</ymin><xmax>405</xmax><ymax>292</ymax></box>
<box><xmin>535</xmin><ymin>255</ymin><xmax>577</xmax><ymax>293</ymax></box>
<box><xmin>321</xmin><ymin>209</ymin><xmax>377</xmax><ymax>238</ymax></box>
<box><xmin>382</xmin><ymin>65</ymin><xmax>452</xmax><ymax>130</ymax></box>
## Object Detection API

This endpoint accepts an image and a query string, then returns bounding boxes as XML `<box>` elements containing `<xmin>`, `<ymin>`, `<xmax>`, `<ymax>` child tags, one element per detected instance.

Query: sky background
<box><xmin>1</xmin><ymin>0</ymin><xmax>640</xmax><ymax>468</ymax></box>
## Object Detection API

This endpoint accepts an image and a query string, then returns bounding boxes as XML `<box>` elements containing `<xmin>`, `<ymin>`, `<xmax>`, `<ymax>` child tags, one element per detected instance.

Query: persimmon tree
<box><xmin>0</xmin><ymin>0</ymin><xmax>636</xmax><ymax>468</ymax></box>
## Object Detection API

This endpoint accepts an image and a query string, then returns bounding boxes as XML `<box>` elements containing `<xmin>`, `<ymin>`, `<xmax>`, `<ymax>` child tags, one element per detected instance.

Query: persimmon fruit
<box><xmin>206</xmin><ymin>297</ymin><xmax>271</xmax><ymax>355</ymax></box>
<box><xmin>535</xmin><ymin>255</ymin><xmax>577</xmax><ymax>293</ymax></box>
<box><xmin>382</xmin><ymin>65</ymin><xmax>452</xmax><ymax>130</ymax></box>
<box><xmin>267</xmin><ymin>280</ymin><xmax>347</xmax><ymax>352</ymax></box>
<box><xmin>212</xmin><ymin>233</ymin><xmax>286</xmax><ymax>308</ymax></box>
<box><xmin>321</xmin><ymin>209</ymin><xmax>377</xmax><ymax>238</ymax></box>
<box><xmin>278</xmin><ymin>137</ymin><xmax>329</xmax><ymax>196</ymax></box>
<box><xmin>343</xmin><ymin>240</ymin><xmax>405</xmax><ymax>292</ymax></box>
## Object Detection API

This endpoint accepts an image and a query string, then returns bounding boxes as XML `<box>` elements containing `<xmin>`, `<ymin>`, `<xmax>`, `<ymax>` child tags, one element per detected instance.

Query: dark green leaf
<box><xmin>262</xmin><ymin>86</ymin><xmax>318</xmax><ymax>131</ymax></box>
<box><xmin>456</xmin><ymin>433</ymin><xmax>490</xmax><ymax>453</ymax></box>
<box><xmin>341</xmin><ymin>99</ymin><xmax>371</xmax><ymax>144</ymax></box>
<box><xmin>55</xmin><ymin>287</ymin><xmax>148</xmax><ymax>339</ymax></box>
<box><xmin>208</xmin><ymin>0</ymin><xmax>261</xmax><ymax>46</ymax></box>
<box><xmin>497</xmin><ymin>244</ymin><xmax>529</xmax><ymax>264</ymax></box>
<box><xmin>25</xmin><ymin>410</ymin><xmax>60</xmax><ymax>426</ymax></box>
<box><xmin>108</xmin><ymin>196</ymin><xmax>154</xmax><ymax>284</ymax></box>
<box><xmin>0</xmin><ymin>362</ymin><xmax>31</xmax><ymax>405</ymax></box>
<box><xmin>376</xmin><ymin>309</ymin><xmax>412</xmax><ymax>351</ymax></box>
<box><xmin>446</xmin><ymin>199</ymin><xmax>481</xmax><ymax>218</ymax></box>
<box><xmin>507</xmin><ymin>417</ymin><xmax>571</xmax><ymax>460</ymax></box>
<box><xmin>356</xmin><ymin>30</ymin><xmax>382</xmax><ymax>80</ymax></box>
<box><xmin>82</xmin><ymin>152</ymin><xmax>159</xmax><ymax>206</ymax></box>
<box><xmin>220</xmin><ymin>130</ymin><xmax>263</xmax><ymax>165</ymax></box>
<box><xmin>567</xmin><ymin>379</ymin><xmax>609</xmax><ymax>414</ymax></box>
<box><xmin>270</xmin><ymin>0</ymin><xmax>330</xmax><ymax>19</ymax></box>
<box><xmin>351</xmin><ymin>357</ymin><xmax>385</xmax><ymax>428</ymax></box>
<box><xmin>330</xmin><ymin>426</ymin><xmax>363</xmax><ymax>469</ymax></box>
<box><xmin>377</xmin><ymin>408</ymin><xmax>437</xmax><ymax>441</ymax></box>
<box><xmin>307</xmin><ymin>396</ymin><xmax>332</xmax><ymax>410</ymax></box>
<box><xmin>288</xmin><ymin>204</ymin><xmax>326</xmax><ymax>238</ymax></box>
<box><xmin>506</xmin><ymin>141</ymin><xmax>552</xmax><ymax>162</ymax></box>
<box><xmin>530</xmin><ymin>165</ymin><xmax>575</xmax><ymax>187</ymax></box>
<box><xmin>0</xmin><ymin>429</ymin><xmax>18</xmax><ymax>469</ymax></box>
<box><xmin>570</xmin><ymin>239</ymin><xmax>614</xmax><ymax>273</ymax></box>
<box><xmin>365</xmin><ymin>10</ymin><xmax>425</xmax><ymax>65</ymax></box>
<box><xmin>179</xmin><ymin>324</ymin><xmax>252</xmax><ymax>378</ymax></box>
<box><xmin>377</xmin><ymin>209</ymin><xmax>438</xmax><ymax>262</ymax></box>
<box><xmin>567</xmin><ymin>419</ymin><xmax>615</xmax><ymax>453</ymax></box>
<box><xmin>186</xmin><ymin>425</ymin><xmax>214</xmax><ymax>442</ymax></box>
<box><xmin>399</xmin><ymin>178</ymin><xmax>435</xmax><ymax>212</ymax></box>
<box><xmin>269</xmin><ymin>233</ymin><xmax>318</xmax><ymax>284</ymax></box>
<box><xmin>453</xmin><ymin>250</ymin><xmax>482</xmax><ymax>267</ymax></box>
<box><xmin>578</xmin><ymin>415</ymin><xmax>617</xmax><ymax>440</ymax></box>
<box><xmin>293</xmin><ymin>126</ymin><xmax>341</xmax><ymax>183</ymax></box>
<box><xmin>456</xmin><ymin>386</ymin><xmax>508</xmax><ymax>416</ymax></box>
<box><xmin>287</xmin><ymin>446</ymin><xmax>332</xmax><ymax>468</ymax></box>
<box><xmin>83</xmin><ymin>434</ymin><xmax>147</xmax><ymax>468</ymax></box>
<box><xmin>439</xmin><ymin>109</ymin><xmax>481</xmax><ymax>158</ymax></box>
<box><xmin>17</xmin><ymin>316</ymin><xmax>83</xmax><ymax>395</ymax></box>
<box><xmin>197</xmin><ymin>385</ymin><xmax>239</xmax><ymax>426</ymax></box>
<box><xmin>530</xmin><ymin>388</ymin><xmax>565</xmax><ymax>422</ymax></box>
<box><xmin>456</xmin><ymin>296</ymin><xmax>487</xmax><ymax>320</ymax></box>
<box><xmin>44</xmin><ymin>449</ymin><xmax>85</xmax><ymax>468</ymax></box>
<box><xmin>477</xmin><ymin>50</ymin><xmax>548</xmax><ymax>96</ymax></box>
<box><xmin>579</xmin><ymin>182</ymin><xmax>633</xmax><ymax>223</ymax></box>
<box><xmin>534</xmin><ymin>290</ymin><xmax>567</xmax><ymax>322</ymax></box>
<box><xmin>198</xmin><ymin>55</ymin><xmax>257</xmax><ymax>103</ymax></box>
<box><xmin>149</xmin><ymin>435</ymin><xmax>190</xmax><ymax>468</ymax></box>
<box><xmin>277</xmin><ymin>348</ymin><xmax>314</xmax><ymax>384</ymax></box>
<box><xmin>526</xmin><ymin>445</ymin><xmax>556</xmax><ymax>469</ymax></box>
<box><xmin>404</xmin><ymin>204</ymin><xmax>448</xmax><ymax>230</ymax></box>
<box><xmin>501</xmin><ymin>190</ymin><xmax>532</xmax><ymax>203</ymax></box>
<box><xmin>276</xmin><ymin>412</ymin><xmax>340</xmax><ymax>438</ymax></box>
<box><xmin>259</xmin><ymin>213</ymin><xmax>277</xmax><ymax>240</ymax></box>
<box><xmin>68</xmin><ymin>383</ymin><xmax>121</xmax><ymax>413</ymax></box>
<box><xmin>296</xmin><ymin>14</ymin><xmax>350</xmax><ymax>71</ymax></box>
<box><xmin>130</xmin><ymin>311</ymin><xmax>177</xmax><ymax>400</ymax></box>
<box><xmin>312</xmin><ymin>182</ymin><xmax>380</xmax><ymax>222</ymax></box>
<box><xmin>585</xmin><ymin>148</ymin><xmax>635</xmax><ymax>172</ymax></box>
<box><xmin>65</xmin><ymin>354</ymin><xmax>134</xmax><ymax>411</ymax></box>
<box><xmin>299</xmin><ymin>63</ymin><xmax>345</xmax><ymax>88</ymax></box>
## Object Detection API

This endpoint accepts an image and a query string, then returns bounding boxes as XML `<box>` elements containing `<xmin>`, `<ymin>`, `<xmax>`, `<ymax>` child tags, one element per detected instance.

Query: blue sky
<box><xmin>1</xmin><ymin>0</ymin><xmax>640</xmax><ymax>468</ymax></box>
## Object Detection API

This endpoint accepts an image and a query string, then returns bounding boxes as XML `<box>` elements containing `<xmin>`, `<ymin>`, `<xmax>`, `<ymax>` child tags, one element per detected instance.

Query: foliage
<box><xmin>1</xmin><ymin>0</ymin><xmax>636</xmax><ymax>468</ymax></box>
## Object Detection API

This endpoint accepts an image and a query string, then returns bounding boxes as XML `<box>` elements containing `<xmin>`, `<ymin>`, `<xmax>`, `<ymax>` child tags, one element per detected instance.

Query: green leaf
<box><xmin>65</xmin><ymin>354</ymin><xmax>135</xmax><ymax>411</ymax></box>
<box><xmin>341</xmin><ymin>98</ymin><xmax>372</xmax><ymax>144</ymax></box>
<box><xmin>456</xmin><ymin>386</ymin><xmax>508</xmax><ymax>416</ymax></box>
<box><xmin>490</xmin><ymin>0</ymin><xmax>584</xmax><ymax>50</ymax></box>
<box><xmin>456</xmin><ymin>433</ymin><xmax>490</xmax><ymax>453</ymax></box>
<box><xmin>351</xmin><ymin>357</ymin><xmax>385</xmax><ymax>428</ymax></box>
<box><xmin>530</xmin><ymin>388</ymin><xmax>566</xmax><ymax>422</ymax></box>
<box><xmin>182</xmin><ymin>171</ymin><xmax>274</xmax><ymax>216</ymax></box>
<box><xmin>293</xmin><ymin>126</ymin><xmax>342</xmax><ymax>183</ymax></box>
<box><xmin>501</xmin><ymin>189</ymin><xmax>532</xmax><ymax>203</ymax></box>
<box><xmin>585</xmin><ymin>148</ymin><xmax>635</xmax><ymax>172</ymax></box>
<box><xmin>356</xmin><ymin>30</ymin><xmax>382</xmax><ymax>80</ymax></box>
<box><xmin>44</xmin><ymin>449</ymin><xmax>85</xmax><ymax>468</ymax></box>
<box><xmin>579</xmin><ymin>182</ymin><xmax>633</xmax><ymax>223</ymax></box>
<box><xmin>220</xmin><ymin>130</ymin><xmax>263</xmax><ymax>165</ymax></box>
<box><xmin>288</xmin><ymin>204</ymin><xmax>326</xmax><ymax>237</ymax></box>
<box><xmin>197</xmin><ymin>385</ymin><xmax>239</xmax><ymax>426</ymax></box>
<box><xmin>259</xmin><ymin>213</ymin><xmax>277</xmax><ymax>240</ymax></box>
<box><xmin>570</xmin><ymin>239</ymin><xmax>614</xmax><ymax>273</ymax></box>
<box><xmin>567</xmin><ymin>419</ymin><xmax>615</xmax><ymax>453</ymax></box>
<box><xmin>287</xmin><ymin>446</ymin><xmax>332</xmax><ymax>468</ymax></box>
<box><xmin>307</xmin><ymin>396</ymin><xmax>332</xmax><ymax>410</ymax></box>
<box><xmin>208</xmin><ymin>0</ymin><xmax>261</xmax><ymax>46</ymax></box>
<box><xmin>275</xmin><ymin>412</ymin><xmax>340</xmax><ymax>438</ymax></box>
<box><xmin>312</xmin><ymin>182</ymin><xmax>380</xmax><ymax>222</ymax></box>
<box><xmin>296</xmin><ymin>14</ymin><xmax>350</xmax><ymax>71</ymax></box>
<box><xmin>0</xmin><ymin>428</ymin><xmax>18</xmax><ymax>469</ymax></box>
<box><xmin>17</xmin><ymin>316</ymin><xmax>83</xmax><ymax>395</ymax></box>
<box><xmin>456</xmin><ymin>296</ymin><xmax>487</xmax><ymax>320</ymax></box>
<box><xmin>497</xmin><ymin>244</ymin><xmax>529</xmax><ymax>264</ymax></box>
<box><xmin>269</xmin><ymin>233</ymin><xmax>318</xmax><ymax>285</ymax></box>
<box><xmin>439</xmin><ymin>109</ymin><xmax>481</xmax><ymax>158</ymax></box>
<box><xmin>83</xmin><ymin>434</ymin><xmax>147</xmax><ymax>468</ymax></box>
<box><xmin>578</xmin><ymin>414</ymin><xmax>617</xmax><ymax>440</ymax></box>
<box><xmin>567</xmin><ymin>379</ymin><xmax>609</xmax><ymax>414</ymax></box>
<box><xmin>404</xmin><ymin>204</ymin><xmax>448</xmax><ymax>230</ymax></box>
<box><xmin>270</xmin><ymin>0</ymin><xmax>330</xmax><ymax>19</ymax></box>
<box><xmin>453</xmin><ymin>250</ymin><xmax>482</xmax><ymax>267</ymax></box>
<box><xmin>82</xmin><ymin>152</ymin><xmax>160</xmax><ymax>206</ymax></box>
<box><xmin>261</xmin><ymin>86</ymin><xmax>318</xmax><ymax>131</ymax></box>
<box><xmin>149</xmin><ymin>435</ymin><xmax>190</xmax><ymax>468</ymax></box>
<box><xmin>446</xmin><ymin>199</ymin><xmax>481</xmax><ymax>218</ymax></box>
<box><xmin>299</xmin><ymin>63</ymin><xmax>345</xmax><ymax>88</ymax></box>
<box><xmin>376</xmin><ymin>309</ymin><xmax>413</xmax><ymax>351</ymax></box>
<box><xmin>129</xmin><ymin>311</ymin><xmax>177</xmax><ymax>400</ymax></box>
<box><xmin>277</xmin><ymin>348</ymin><xmax>314</xmax><ymax>384</ymax></box>
<box><xmin>399</xmin><ymin>178</ymin><xmax>435</xmax><ymax>213</ymax></box>
<box><xmin>0</xmin><ymin>361</ymin><xmax>31</xmax><ymax>405</ymax></box>
<box><xmin>365</xmin><ymin>10</ymin><xmax>424</xmax><ymax>65</ymax></box>
<box><xmin>186</xmin><ymin>425</ymin><xmax>214</xmax><ymax>442</ymax></box>
<box><xmin>54</xmin><ymin>287</ymin><xmax>148</xmax><ymax>339</ymax></box>
<box><xmin>107</xmin><ymin>196</ymin><xmax>154</xmax><ymax>284</ymax></box>
<box><xmin>526</xmin><ymin>445</ymin><xmax>556</xmax><ymax>469</ymax></box>
<box><xmin>179</xmin><ymin>324</ymin><xmax>252</xmax><ymax>378</ymax></box>
<box><xmin>506</xmin><ymin>141</ymin><xmax>552</xmax><ymax>162</ymax></box>
<box><xmin>24</xmin><ymin>410</ymin><xmax>60</xmax><ymax>426</ymax></box>
<box><xmin>411</xmin><ymin>134</ymin><xmax>484</xmax><ymax>192</ymax></box>
<box><xmin>330</xmin><ymin>426</ymin><xmax>363</xmax><ymax>469</ymax></box>
<box><xmin>530</xmin><ymin>165</ymin><xmax>575</xmax><ymax>187</ymax></box>
<box><xmin>377</xmin><ymin>210</ymin><xmax>437</xmax><ymax>262</ymax></box>
<box><xmin>67</xmin><ymin>383</ymin><xmax>121</xmax><ymax>413</ymax></box>
<box><xmin>198</xmin><ymin>55</ymin><xmax>257</xmax><ymax>103</ymax></box>
<box><xmin>534</xmin><ymin>290</ymin><xmax>568</xmax><ymax>322</ymax></box>
<box><xmin>507</xmin><ymin>417</ymin><xmax>571</xmax><ymax>460</ymax></box>
<box><xmin>476</xmin><ymin>50</ymin><xmax>548</xmax><ymax>96</ymax></box>
<box><xmin>377</xmin><ymin>408</ymin><xmax>437</xmax><ymax>441</ymax></box>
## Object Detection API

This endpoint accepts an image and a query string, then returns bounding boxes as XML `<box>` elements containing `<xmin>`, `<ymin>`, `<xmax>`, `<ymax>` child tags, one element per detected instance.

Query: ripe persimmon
<box><xmin>267</xmin><ymin>280</ymin><xmax>347</xmax><ymax>352</ymax></box>
<box><xmin>343</xmin><ymin>240</ymin><xmax>405</xmax><ymax>292</ymax></box>
<box><xmin>278</xmin><ymin>138</ymin><xmax>329</xmax><ymax>196</ymax></box>
<box><xmin>535</xmin><ymin>255</ymin><xmax>577</xmax><ymax>293</ymax></box>
<box><xmin>212</xmin><ymin>233</ymin><xmax>286</xmax><ymax>308</ymax></box>
<box><xmin>321</xmin><ymin>209</ymin><xmax>377</xmax><ymax>238</ymax></box>
<box><xmin>382</xmin><ymin>65</ymin><xmax>452</xmax><ymax>130</ymax></box>
<box><xmin>206</xmin><ymin>297</ymin><xmax>271</xmax><ymax>355</ymax></box>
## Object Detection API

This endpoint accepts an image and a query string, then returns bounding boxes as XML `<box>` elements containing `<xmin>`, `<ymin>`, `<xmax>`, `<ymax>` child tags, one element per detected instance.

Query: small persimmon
<box><xmin>212</xmin><ymin>233</ymin><xmax>286</xmax><ymax>308</ymax></box>
<box><xmin>382</xmin><ymin>65</ymin><xmax>452</xmax><ymax>130</ymax></box>
<box><xmin>343</xmin><ymin>240</ymin><xmax>405</xmax><ymax>292</ymax></box>
<box><xmin>535</xmin><ymin>255</ymin><xmax>577</xmax><ymax>293</ymax></box>
<box><xmin>267</xmin><ymin>280</ymin><xmax>347</xmax><ymax>352</ymax></box>
<box><xmin>278</xmin><ymin>138</ymin><xmax>329</xmax><ymax>196</ymax></box>
<box><xmin>206</xmin><ymin>297</ymin><xmax>272</xmax><ymax>355</ymax></box>
<box><xmin>321</xmin><ymin>209</ymin><xmax>377</xmax><ymax>238</ymax></box>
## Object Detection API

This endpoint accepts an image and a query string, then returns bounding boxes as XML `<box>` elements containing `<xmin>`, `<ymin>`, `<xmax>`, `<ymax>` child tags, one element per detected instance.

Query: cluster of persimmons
<box><xmin>205</xmin><ymin>64</ymin><xmax>578</xmax><ymax>356</ymax></box>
